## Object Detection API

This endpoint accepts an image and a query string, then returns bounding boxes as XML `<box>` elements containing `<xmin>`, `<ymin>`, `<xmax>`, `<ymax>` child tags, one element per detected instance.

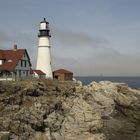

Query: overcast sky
<box><xmin>0</xmin><ymin>0</ymin><xmax>140</xmax><ymax>76</ymax></box>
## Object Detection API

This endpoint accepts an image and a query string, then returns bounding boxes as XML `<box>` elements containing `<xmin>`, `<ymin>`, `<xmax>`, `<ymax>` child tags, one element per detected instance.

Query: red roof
<box><xmin>53</xmin><ymin>69</ymin><xmax>73</xmax><ymax>74</ymax></box>
<box><xmin>0</xmin><ymin>49</ymin><xmax>25</xmax><ymax>62</ymax></box>
<box><xmin>0</xmin><ymin>50</ymin><xmax>5</xmax><ymax>59</ymax></box>
<box><xmin>31</xmin><ymin>70</ymin><xmax>46</xmax><ymax>75</ymax></box>
<box><xmin>0</xmin><ymin>48</ymin><xmax>31</xmax><ymax>71</ymax></box>
<box><xmin>0</xmin><ymin>62</ymin><xmax>17</xmax><ymax>71</ymax></box>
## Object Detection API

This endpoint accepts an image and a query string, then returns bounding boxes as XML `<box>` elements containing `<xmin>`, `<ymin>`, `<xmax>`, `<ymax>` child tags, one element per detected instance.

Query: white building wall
<box><xmin>36</xmin><ymin>46</ymin><xmax>52</xmax><ymax>78</ymax></box>
<box><xmin>36</xmin><ymin>35</ymin><xmax>53</xmax><ymax>79</ymax></box>
<box><xmin>32</xmin><ymin>72</ymin><xmax>39</xmax><ymax>78</ymax></box>
<box><xmin>38</xmin><ymin>37</ymin><xmax>50</xmax><ymax>46</ymax></box>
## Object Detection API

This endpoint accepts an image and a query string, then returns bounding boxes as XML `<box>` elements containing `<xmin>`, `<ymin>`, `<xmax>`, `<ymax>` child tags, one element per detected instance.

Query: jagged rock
<box><xmin>85</xmin><ymin>81</ymin><xmax>140</xmax><ymax>140</ymax></box>
<box><xmin>74</xmin><ymin>80</ymin><xmax>83</xmax><ymax>93</ymax></box>
<box><xmin>0</xmin><ymin>131</ymin><xmax>10</xmax><ymax>140</ymax></box>
<box><xmin>0</xmin><ymin>79</ymin><xmax>140</xmax><ymax>140</ymax></box>
<box><xmin>59</xmin><ymin>96</ymin><xmax>106</xmax><ymax>140</ymax></box>
<box><xmin>34</xmin><ymin>131</ymin><xmax>50</xmax><ymax>140</ymax></box>
<box><xmin>44</xmin><ymin>111</ymin><xmax>64</xmax><ymax>132</ymax></box>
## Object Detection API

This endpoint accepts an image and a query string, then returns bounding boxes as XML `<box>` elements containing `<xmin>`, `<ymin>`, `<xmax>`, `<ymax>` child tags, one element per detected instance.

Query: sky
<box><xmin>0</xmin><ymin>0</ymin><xmax>140</xmax><ymax>76</ymax></box>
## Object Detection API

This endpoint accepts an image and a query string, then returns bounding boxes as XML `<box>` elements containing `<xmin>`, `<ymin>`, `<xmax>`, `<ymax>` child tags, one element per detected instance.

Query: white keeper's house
<box><xmin>0</xmin><ymin>44</ymin><xmax>32</xmax><ymax>80</ymax></box>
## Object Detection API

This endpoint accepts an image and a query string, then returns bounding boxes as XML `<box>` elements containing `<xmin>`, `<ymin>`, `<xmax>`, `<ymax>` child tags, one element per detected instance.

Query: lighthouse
<box><xmin>36</xmin><ymin>18</ymin><xmax>53</xmax><ymax>79</ymax></box>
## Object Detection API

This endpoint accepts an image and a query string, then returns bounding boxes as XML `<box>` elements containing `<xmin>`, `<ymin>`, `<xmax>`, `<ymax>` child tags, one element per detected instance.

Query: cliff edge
<box><xmin>0</xmin><ymin>79</ymin><xmax>140</xmax><ymax>140</ymax></box>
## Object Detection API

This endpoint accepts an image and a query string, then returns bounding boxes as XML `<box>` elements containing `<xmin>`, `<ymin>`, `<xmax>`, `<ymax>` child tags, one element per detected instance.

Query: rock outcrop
<box><xmin>0</xmin><ymin>79</ymin><xmax>140</xmax><ymax>140</ymax></box>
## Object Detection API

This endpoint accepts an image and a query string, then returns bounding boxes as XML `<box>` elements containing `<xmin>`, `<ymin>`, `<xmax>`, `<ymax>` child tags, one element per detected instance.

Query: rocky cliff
<box><xmin>0</xmin><ymin>79</ymin><xmax>140</xmax><ymax>140</ymax></box>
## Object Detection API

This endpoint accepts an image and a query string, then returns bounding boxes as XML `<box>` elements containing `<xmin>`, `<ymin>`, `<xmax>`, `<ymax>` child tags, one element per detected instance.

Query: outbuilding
<box><xmin>53</xmin><ymin>69</ymin><xmax>73</xmax><ymax>81</ymax></box>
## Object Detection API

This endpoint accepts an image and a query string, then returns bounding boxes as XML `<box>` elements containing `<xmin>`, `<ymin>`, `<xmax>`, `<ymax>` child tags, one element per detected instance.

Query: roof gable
<box><xmin>22</xmin><ymin>49</ymin><xmax>32</xmax><ymax>66</ymax></box>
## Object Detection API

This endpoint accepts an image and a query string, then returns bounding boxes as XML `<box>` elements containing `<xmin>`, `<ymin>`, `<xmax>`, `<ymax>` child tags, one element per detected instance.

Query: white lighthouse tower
<box><xmin>36</xmin><ymin>18</ymin><xmax>53</xmax><ymax>79</ymax></box>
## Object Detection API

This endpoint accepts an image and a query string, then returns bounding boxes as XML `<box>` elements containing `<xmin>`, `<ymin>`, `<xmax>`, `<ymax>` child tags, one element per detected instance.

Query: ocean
<box><xmin>75</xmin><ymin>76</ymin><xmax>140</xmax><ymax>89</ymax></box>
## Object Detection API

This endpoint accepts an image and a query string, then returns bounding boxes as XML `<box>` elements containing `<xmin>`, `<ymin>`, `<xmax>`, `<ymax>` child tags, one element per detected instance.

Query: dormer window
<box><xmin>21</xmin><ymin>60</ymin><xmax>27</xmax><ymax>67</ymax></box>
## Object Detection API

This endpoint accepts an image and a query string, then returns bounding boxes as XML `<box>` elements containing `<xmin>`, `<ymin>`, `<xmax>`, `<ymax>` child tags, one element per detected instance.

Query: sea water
<box><xmin>75</xmin><ymin>76</ymin><xmax>140</xmax><ymax>89</ymax></box>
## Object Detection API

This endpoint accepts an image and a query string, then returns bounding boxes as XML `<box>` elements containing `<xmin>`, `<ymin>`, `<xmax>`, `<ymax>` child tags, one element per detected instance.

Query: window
<box><xmin>24</xmin><ymin>61</ymin><xmax>26</xmax><ymax>67</ymax></box>
<box><xmin>21</xmin><ymin>60</ymin><xmax>23</xmax><ymax>67</ymax></box>
<box><xmin>21</xmin><ymin>60</ymin><xmax>27</xmax><ymax>67</ymax></box>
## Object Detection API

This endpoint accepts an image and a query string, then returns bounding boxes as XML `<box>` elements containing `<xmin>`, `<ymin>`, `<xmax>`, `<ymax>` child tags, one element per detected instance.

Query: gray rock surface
<box><xmin>0</xmin><ymin>79</ymin><xmax>140</xmax><ymax>140</ymax></box>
